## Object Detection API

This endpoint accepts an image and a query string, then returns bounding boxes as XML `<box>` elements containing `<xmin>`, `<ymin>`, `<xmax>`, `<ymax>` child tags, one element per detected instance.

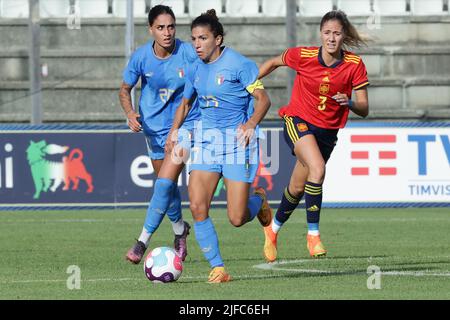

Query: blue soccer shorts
<box><xmin>145</xmin><ymin>124</ymin><xmax>194</xmax><ymax>160</ymax></box>
<box><xmin>188</xmin><ymin>139</ymin><xmax>259</xmax><ymax>183</ymax></box>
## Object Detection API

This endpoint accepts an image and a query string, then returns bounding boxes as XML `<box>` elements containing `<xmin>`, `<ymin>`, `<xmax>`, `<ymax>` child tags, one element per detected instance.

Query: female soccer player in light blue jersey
<box><xmin>118</xmin><ymin>5</ymin><xmax>201</xmax><ymax>264</ymax></box>
<box><xmin>166</xmin><ymin>9</ymin><xmax>272</xmax><ymax>283</ymax></box>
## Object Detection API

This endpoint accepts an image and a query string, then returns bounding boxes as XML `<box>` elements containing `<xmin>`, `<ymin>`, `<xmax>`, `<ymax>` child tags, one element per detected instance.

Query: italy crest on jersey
<box><xmin>178</xmin><ymin>68</ymin><xmax>185</xmax><ymax>78</ymax></box>
<box><xmin>216</xmin><ymin>74</ymin><xmax>225</xmax><ymax>85</ymax></box>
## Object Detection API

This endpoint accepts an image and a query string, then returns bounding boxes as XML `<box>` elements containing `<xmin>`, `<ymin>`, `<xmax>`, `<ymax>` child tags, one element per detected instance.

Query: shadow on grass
<box><xmin>177</xmin><ymin>254</ymin><xmax>450</xmax><ymax>283</ymax></box>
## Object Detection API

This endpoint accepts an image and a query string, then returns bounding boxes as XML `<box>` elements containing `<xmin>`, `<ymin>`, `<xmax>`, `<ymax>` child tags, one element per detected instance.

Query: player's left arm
<box><xmin>247</xmin><ymin>84</ymin><xmax>271</xmax><ymax>128</ymax></box>
<box><xmin>238</xmin><ymin>80</ymin><xmax>271</xmax><ymax>146</ymax></box>
<box><xmin>332</xmin><ymin>87</ymin><xmax>369</xmax><ymax>118</ymax></box>
<box><xmin>333</xmin><ymin>57</ymin><xmax>370</xmax><ymax>118</ymax></box>
<box><xmin>350</xmin><ymin>87</ymin><xmax>369</xmax><ymax>118</ymax></box>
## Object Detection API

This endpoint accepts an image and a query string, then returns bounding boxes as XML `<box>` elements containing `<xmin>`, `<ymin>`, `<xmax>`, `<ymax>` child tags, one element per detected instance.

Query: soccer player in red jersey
<box><xmin>258</xmin><ymin>10</ymin><xmax>369</xmax><ymax>261</ymax></box>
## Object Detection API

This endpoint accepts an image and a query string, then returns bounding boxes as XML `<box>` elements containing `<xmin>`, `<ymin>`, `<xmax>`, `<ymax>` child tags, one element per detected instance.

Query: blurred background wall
<box><xmin>0</xmin><ymin>0</ymin><xmax>449</xmax><ymax>123</ymax></box>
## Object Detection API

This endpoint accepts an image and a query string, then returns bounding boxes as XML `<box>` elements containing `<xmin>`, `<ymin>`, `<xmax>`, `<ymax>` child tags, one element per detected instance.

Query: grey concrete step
<box><xmin>1</xmin><ymin>15</ymin><xmax>450</xmax><ymax>50</ymax></box>
<box><xmin>0</xmin><ymin>80</ymin><xmax>124</xmax><ymax>123</ymax></box>
<box><xmin>426</xmin><ymin>108</ymin><xmax>450</xmax><ymax>119</ymax></box>
<box><xmin>1</xmin><ymin>78</ymin><xmax>449</xmax><ymax>122</ymax></box>
<box><xmin>0</xmin><ymin>49</ymin><xmax>126</xmax><ymax>81</ymax></box>
<box><xmin>2</xmin><ymin>45</ymin><xmax>450</xmax><ymax>81</ymax></box>
<box><xmin>266</xmin><ymin>77</ymin><xmax>450</xmax><ymax>112</ymax></box>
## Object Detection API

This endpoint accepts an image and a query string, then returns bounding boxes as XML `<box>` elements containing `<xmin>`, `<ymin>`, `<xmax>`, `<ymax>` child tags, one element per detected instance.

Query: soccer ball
<box><xmin>143</xmin><ymin>247</ymin><xmax>183</xmax><ymax>283</ymax></box>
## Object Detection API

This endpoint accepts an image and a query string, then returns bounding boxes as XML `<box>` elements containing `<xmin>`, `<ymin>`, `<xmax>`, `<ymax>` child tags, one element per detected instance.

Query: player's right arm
<box><xmin>258</xmin><ymin>53</ymin><xmax>286</xmax><ymax>79</ymax></box>
<box><xmin>119</xmin><ymin>82</ymin><xmax>141</xmax><ymax>132</ymax></box>
<box><xmin>165</xmin><ymin>96</ymin><xmax>194</xmax><ymax>154</ymax></box>
<box><xmin>166</xmin><ymin>63</ymin><xmax>198</xmax><ymax>153</ymax></box>
<box><xmin>120</xmin><ymin>48</ymin><xmax>143</xmax><ymax>133</ymax></box>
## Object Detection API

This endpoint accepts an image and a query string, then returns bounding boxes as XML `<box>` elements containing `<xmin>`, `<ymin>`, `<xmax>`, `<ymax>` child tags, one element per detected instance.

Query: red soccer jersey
<box><xmin>279</xmin><ymin>46</ymin><xmax>369</xmax><ymax>129</ymax></box>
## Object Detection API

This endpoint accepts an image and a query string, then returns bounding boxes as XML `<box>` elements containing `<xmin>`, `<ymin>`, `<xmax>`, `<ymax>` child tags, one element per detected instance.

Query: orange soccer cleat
<box><xmin>263</xmin><ymin>222</ymin><xmax>278</xmax><ymax>263</ymax></box>
<box><xmin>306</xmin><ymin>234</ymin><xmax>327</xmax><ymax>258</ymax></box>
<box><xmin>207</xmin><ymin>266</ymin><xmax>231</xmax><ymax>283</ymax></box>
<box><xmin>254</xmin><ymin>187</ymin><xmax>272</xmax><ymax>227</ymax></box>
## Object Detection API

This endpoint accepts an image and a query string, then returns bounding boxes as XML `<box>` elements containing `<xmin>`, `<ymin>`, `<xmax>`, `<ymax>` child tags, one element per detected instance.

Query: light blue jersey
<box><xmin>183</xmin><ymin>47</ymin><xmax>260</xmax><ymax>182</ymax></box>
<box><xmin>123</xmin><ymin>39</ymin><xmax>201</xmax><ymax>158</ymax></box>
<box><xmin>184</xmin><ymin>47</ymin><xmax>259</xmax><ymax>131</ymax></box>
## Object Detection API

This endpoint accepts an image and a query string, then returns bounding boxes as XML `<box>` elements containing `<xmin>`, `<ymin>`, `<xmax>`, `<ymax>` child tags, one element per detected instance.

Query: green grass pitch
<box><xmin>0</xmin><ymin>208</ymin><xmax>449</xmax><ymax>300</ymax></box>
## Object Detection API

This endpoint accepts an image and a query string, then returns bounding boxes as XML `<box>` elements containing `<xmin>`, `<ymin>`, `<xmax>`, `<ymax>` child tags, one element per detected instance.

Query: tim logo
<box><xmin>350</xmin><ymin>135</ymin><xmax>397</xmax><ymax>176</ymax></box>
<box><xmin>26</xmin><ymin>140</ymin><xmax>94</xmax><ymax>199</ymax></box>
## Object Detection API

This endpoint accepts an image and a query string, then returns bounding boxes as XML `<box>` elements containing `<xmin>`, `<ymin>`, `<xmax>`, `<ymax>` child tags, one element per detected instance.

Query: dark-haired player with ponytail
<box><xmin>258</xmin><ymin>10</ymin><xmax>370</xmax><ymax>262</ymax></box>
<box><xmin>167</xmin><ymin>9</ymin><xmax>272</xmax><ymax>283</ymax></box>
<box><xmin>119</xmin><ymin>5</ymin><xmax>201</xmax><ymax>264</ymax></box>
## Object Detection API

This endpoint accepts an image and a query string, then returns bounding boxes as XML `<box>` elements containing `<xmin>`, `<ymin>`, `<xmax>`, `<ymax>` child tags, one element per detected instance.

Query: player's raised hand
<box><xmin>332</xmin><ymin>92</ymin><xmax>351</xmax><ymax>107</ymax></box>
<box><xmin>165</xmin><ymin>129</ymin><xmax>178</xmax><ymax>154</ymax></box>
<box><xmin>126</xmin><ymin>110</ymin><xmax>142</xmax><ymax>132</ymax></box>
<box><xmin>237</xmin><ymin>123</ymin><xmax>255</xmax><ymax>147</ymax></box>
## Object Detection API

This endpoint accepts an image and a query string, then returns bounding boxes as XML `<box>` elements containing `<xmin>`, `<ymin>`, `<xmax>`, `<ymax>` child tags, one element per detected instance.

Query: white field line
<box><xmin>0</xmin><ymin>273</ymin><xmax>289</xmax><ymax>285</ymax></box>
<box><xmin>2</xmin><ymin>256</ymin><xmax>450</xmax><ymax>285</ymax></box>
<box><xmin>253</xmin><ymin>257</ymin><xmax>450</xmax><ymax>277</ymax></box>
<box><xmin>0</xmin><ymin>277</ymin><xmax>140</xmax><ymax>284</ymax></box>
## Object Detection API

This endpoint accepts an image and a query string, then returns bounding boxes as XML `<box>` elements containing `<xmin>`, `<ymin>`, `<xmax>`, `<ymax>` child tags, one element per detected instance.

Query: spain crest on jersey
<box><xmin>216</xmin><ymin>74</ymin><xmax>225</xmax><ymax>85</ymax></box>
<box><xmin>297</xmin><ymin>122</ymin><xmax>308</xmax><ymax>132</ymax></box>
<box><xmin>319</xmin><ymin>83</ymin><xmax>329</xmax><ymax>95</ymax></box>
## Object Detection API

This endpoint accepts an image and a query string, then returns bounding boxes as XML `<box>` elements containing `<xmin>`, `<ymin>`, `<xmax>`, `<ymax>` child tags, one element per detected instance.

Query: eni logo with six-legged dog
<box><xmin>26</xmin><ymin>140</ymin><xmax>94</xmax><ymax>199</ymax></box>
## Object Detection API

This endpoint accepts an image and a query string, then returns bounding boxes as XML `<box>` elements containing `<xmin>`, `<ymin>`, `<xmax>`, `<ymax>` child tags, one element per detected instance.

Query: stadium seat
<box><xmin>40</xmin><ymin>0</ymin><xmax>70</xmax><ymax>18</ymax></box>
<box><xmin>410</xmin><ymin>0</ymin><xmax>446</xmax><ymax>15</ymax></box>
<box><xmin>226</xmin><ymin>0</ymin><xmax>260</xmax><ymax>17</ymax></box>
<box><xmin>336</xmin><ymin>0</ymin><xmax>372</xmax><ymax>16</ymax></box>
<box><xmin>151</xmin><ymin>0</ymin><xmax>186</xmax><ymax>17</ymax></box>
<box><xmin>299</xmin><ymin>0</ymin><xmax>333</xmax><ymax>17</ymax></box>
<box><xmin>189</xmin><ymin>0</ymin><xmax>223</xmax><ymax>17</ymax></box>
<box><xmin>1</xmin><ymin>0</ymin><xmax>29</xmax><ymax>18</ymax></box>
<box><xmin>262</xmin><ymin>0</ymin><xmax>286</xmax><ymax>17</ymax></box>
<box><xmin>373</xmin><ymin>0</ymin><xmax>409</xmax><ymax>15</ymax></box>
<box><xmin>113</xmin><ymin>0</ymin><xmax>147</xmax><ymax>18</ymax></box>
<box><xmin>75</xmin><ymin>0</ymin><xmax>109</xmax><ymax>17</ymax></box>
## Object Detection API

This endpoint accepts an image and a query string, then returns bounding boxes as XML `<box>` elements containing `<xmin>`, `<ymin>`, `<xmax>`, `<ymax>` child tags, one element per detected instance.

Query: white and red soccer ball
<box><xmin>144</xmin><ymin>247</ymin><xmax>182</xmax><ymax>283</ymax></box>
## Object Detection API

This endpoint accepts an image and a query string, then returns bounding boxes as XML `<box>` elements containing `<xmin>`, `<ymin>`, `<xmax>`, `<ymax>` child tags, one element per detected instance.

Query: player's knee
<box><xmin>227</xmin><ymin>210</ymin><xmax>247</xmax><ymax>227</ymax></box>
<box><xmin>289</xmin><ymin>184</ymin><xmax>304</xmax><ymax>197</ymax></box>
<box><xmin>308</xmin><ymin>162</ymin><xmax>326</xmax><ymax>183</ymax></box>
<box><xmin>228</xmin><ymin>215</ymin><xmax>246</xmax><ymax>227</ymax></box>
<box><xmin>189</xmin><ymin>201</ymin><xmax>208</xmax><ymax>217</ymax></box>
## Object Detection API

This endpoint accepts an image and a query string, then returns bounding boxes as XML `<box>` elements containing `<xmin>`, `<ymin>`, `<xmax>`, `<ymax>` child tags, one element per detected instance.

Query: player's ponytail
<box><xmin>191</xmin><ymin>8</ymin><xmax>225</xmax><ymax>45</ymax></box>
<box><xmin>205</xmin><ymin>9</ymin><xmax>219</xmax><ymax>20</ymax></box>
<box><xmin>320</xmin><ymin>10</ymin><xmax>369</xmax><ymax>49</ymax></box>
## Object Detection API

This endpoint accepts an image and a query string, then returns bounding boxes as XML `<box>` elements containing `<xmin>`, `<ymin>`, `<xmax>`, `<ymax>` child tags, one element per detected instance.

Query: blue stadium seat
<box><xmin>189</xmin><ymin>0</ymin><xmax>223</xmax><ymax>17</ymax></box>
<box><xmin>1</xmin><ymin>0</ymin><xmax>29</xmax><ymax>18</ymax></box>
<box><xmin>226</xmin><ymin>0</ymin><xmax>260</xmax><ymax>17</ymax></box>
<box><xmin>337</xmin><ymin>0</ymin><xmax>372</xmax><ymax>16</ymax></box>
<box><xmin>299</xmin><ymin>0</ymin><xmax>333</xmax><ymax>17</ymax></box>
<box><xmin>151</xmin><ymin>0</ymin><xmax>186</xmax><ymax>17</ymax></box>
<box><xmin>113</xmin><ymin>0</ymin><xmax>147</xmax><ymax>18</ymax></box>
